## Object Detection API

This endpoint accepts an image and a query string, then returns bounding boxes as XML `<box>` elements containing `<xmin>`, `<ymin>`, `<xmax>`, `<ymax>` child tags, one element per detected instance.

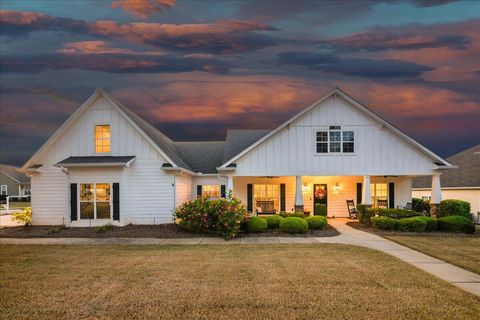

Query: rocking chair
<box><xmin>346</xmin><ymin>200</ymin><xmax>359</xmax><ymax>219</ymax></box>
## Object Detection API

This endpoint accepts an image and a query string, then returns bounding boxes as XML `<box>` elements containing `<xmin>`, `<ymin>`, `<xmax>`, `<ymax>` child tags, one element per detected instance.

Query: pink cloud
<box><xmin>111</xmin><ymin>0</ymin><xmax>176</xmax><ymax>19</ymax></box>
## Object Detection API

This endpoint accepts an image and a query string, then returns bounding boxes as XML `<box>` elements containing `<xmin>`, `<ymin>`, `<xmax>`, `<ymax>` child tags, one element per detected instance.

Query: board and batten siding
<box><xmin>30</xmin><ymin>96</ymin><xmax>175</xmax><ymax>225</ymax></box>
<box><xmin>233</xmin><ymin>96</ymin><xmax>436</xmax><ymax>177</ymax></box>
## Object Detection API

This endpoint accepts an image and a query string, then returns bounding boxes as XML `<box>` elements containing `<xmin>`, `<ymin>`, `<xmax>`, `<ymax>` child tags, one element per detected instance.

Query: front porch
<box><xmin>231</xmin><ymin>175</ymin><xmax>430</xmax><ymax>218</ymax></box>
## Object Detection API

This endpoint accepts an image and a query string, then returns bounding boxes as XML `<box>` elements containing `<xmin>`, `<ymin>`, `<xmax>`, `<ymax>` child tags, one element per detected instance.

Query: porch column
<box><xmin>361</xmin><ymin>176</ymin><xmax>372</xmax><ymax>207</ymax></box>
<box><xmin>430</xmin><ymin>174</ymin><xmax>442</xmax><ymax>217</ymax></box>
<box><xmin>226</xmin><ymin>175</ymin><xmax>234</xmax><ymax>199</ymax></box>
<box><xmin>294</xmin><ymin>175</ymin><xmax>304</xmax><ymax>212</ymax></box>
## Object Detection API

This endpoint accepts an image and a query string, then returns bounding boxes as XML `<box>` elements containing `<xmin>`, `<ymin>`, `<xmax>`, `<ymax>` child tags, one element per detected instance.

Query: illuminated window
<box><xmin>203</xmin><ymin>185</ymin><xmax>220</xmax><ymax>198</ymax></box>
<box><xmin>95</xmin><ymin>125</ymin><xmax>110</xmax><ymax>153</ymax></box>
<box><xmin>254</xmin><ymin>184</ymin><xmax>279</xmax><ymax>211</ymax></box>
<box><xmin>370</xmin><ymin>183</ymin><xmax>388</xmax><ymax>208</ymax></box>
<box><xmin>79</xmin><ymin>183</ymin><xmax>111</xmax><ymax>219</ymax></box>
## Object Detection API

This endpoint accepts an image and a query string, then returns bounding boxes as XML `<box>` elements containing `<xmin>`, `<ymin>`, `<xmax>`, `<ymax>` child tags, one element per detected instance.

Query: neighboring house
<box><xmin>413</xmin><ymin>144</ymin><xmax>480</xmax><ymax>214</ymax></box>
<box><xmin>0</xmin><ymin>164</ymin><xmax>30</xmax><ymax>197</ymax></box>
<box><xmin>20</xmin><ymin>87</ymin><xmax>454</xmax><ymax>226</ymax></box>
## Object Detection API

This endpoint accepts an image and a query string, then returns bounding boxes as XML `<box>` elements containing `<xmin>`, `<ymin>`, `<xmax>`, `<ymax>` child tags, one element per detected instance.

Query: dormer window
<box><xmin>316</xmin><ymin>126</ymin><xmax>354</xmax><ymax>154</ymax></box>
<box><xmin>95</xmin><ymin>125</ymin><xmax>110</xmax><ymax>153</ymax></box>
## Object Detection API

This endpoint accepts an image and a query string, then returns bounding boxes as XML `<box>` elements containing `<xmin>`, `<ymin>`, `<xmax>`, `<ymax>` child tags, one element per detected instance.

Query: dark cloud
<box><xmin>0</xmin><ymin>10</ymin><xmax>279</xmax><ymax>54</ymax></box>
<box><xmin>410</xmin><ymin>0</ymin><xmax>460</xmax><ymax>8</ymax></box>
<box><xmin>277</xmin><ymin>51</ymin><xmax>339</xmax><ymax>65</ymax></box>
<box><xmin>0</xmin><ymin>52</ymin><xmax>230</xmax><ymax>74</ymax></box>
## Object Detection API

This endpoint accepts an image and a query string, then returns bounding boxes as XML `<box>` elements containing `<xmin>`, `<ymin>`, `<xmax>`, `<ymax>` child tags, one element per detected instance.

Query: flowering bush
<box><xmin>174</xmin><ymin>193</ymin><xmax>247</xmax><ymax>240</ymax></box>
<box><xmin>11</xmin><ymin>207</ymin><xmax>32</xmax><ymax>227</ymax></box>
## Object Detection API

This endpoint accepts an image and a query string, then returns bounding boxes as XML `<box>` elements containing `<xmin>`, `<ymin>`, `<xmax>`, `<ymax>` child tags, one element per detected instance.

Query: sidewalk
<box><xmin>1</xmin><ymin>219</ymin><xmax>479</xmax><ymax>297</ymax></box>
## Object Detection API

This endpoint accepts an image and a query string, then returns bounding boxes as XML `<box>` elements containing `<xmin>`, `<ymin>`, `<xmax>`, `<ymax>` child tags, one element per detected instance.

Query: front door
<box><xmin>313</xmin><ymin>184</ymin><xmax>327</xmax><ymax>216</ymax></box>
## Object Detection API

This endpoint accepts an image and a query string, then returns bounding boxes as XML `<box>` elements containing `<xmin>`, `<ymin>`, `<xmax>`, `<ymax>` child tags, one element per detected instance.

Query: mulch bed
<box><xmin>0</xmin><ymin>224</ymin><xmax>340</xmax><ymax>239</ymax></box>
<box><xmin>347</xmin><ymin>221</ymin><xmax>479</xmax><ymax>237</ymax></box>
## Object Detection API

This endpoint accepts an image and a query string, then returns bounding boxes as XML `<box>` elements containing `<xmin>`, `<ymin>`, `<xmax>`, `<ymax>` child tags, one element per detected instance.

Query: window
<box><xmin>316</xmin><ymin>126</ymin><xmax>354</xmax><ymax>154</ymax></box>
<box><xmin>1</xmin><ymin>185</ymin><xmax>7</xmax><ymax>196</ymax></box>
<box><xmin>254</xmin><ymin>184</ymin><xmax>279</xmax><ymax>211</ymax></box>
<box><xmin>370</xmin><ymin>183</ymin><xmax>388</xmax><ymax>208</ymax></box>
<box><xmin>79</xmin><ymin>183</ymin><xmax>111</xmax><ymax>219</ymax></box>
<box><xmin>203</xmin><ymin>185</ymin><xmax>220</xmax><ymax>198</ymax></box>
<box><xmin>95</xmin><ymin>125</ymin><xmax>110</xmax><ymax>153</ymax></box>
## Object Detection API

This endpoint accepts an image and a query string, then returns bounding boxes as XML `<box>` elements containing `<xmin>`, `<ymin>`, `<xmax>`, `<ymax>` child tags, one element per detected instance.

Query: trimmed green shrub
<box><xmin>314</xmin><ymin>203</ymin><xmax>327</xmax><ymax>216</ymax></box>
<box><xmin>279</xmin><ymin>217</ymin><xmax>308</xmax><ymax>234</ymax></box>
<box><xmin>265</xmin><ymin>215</ymin><xmax>284</xmax><ymax>229</ymax></box>
<box><xmin>438</xmin><ymin>199</ymin><xmax>471</xmax><ymax>218</ymax></box>
<box><xmin>371</xmin><ymin>216</ymin><xmax>397</xmax><ymax>230</ymax></box>
<box><xmin>372</xmin><ymin>208</ymin><xmax>420</xmax><ymax>219</ymax></box>
<box><xmin>357</xmin><ymin>204</ymin><xmax>368</xmax><ymax>225</ymax></box>
<box><xmin>416</xmin><ymin>216</ymin><xmax>437</xmax><ymax>231</ymax></box>
<box><xmin>93</xmin><ymin>223</ymin><xmax>115</xmax><ymax>233</ymax></box>
<box><xmin>279</xmin><ymin>211</ymin><xmax>305</xmax><ymax>218</ymax></box>
<box><xmin>396</xmin><ymin>217</ymin><xmax>427</xmax><ymax>232</ymax></box>
<box><xmin>47</xmin><ymin>225</ymin><xmax>67</xmax><ymax>235</ymax></box>
<box><xmin>247</xmin><ymin>217</ymin><xmax>268</xmax><ymax>233</ymax></box>
<box><xmin>412</xmin><ymin>198</ymin><xmax>430</xmax><ymax>213</ymax></box>
<box><xmin>437</xmin><ymin>215</ymin><xmax>475</xmax><ymax>234</ymax></box>
<box><xmin>304</xmin><ymin>216</ymin><xmax>327</xmax><ymax>230</ymax></box>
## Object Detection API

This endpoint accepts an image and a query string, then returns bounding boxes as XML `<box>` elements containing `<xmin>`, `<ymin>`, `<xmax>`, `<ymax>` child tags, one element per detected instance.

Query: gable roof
<box><xmin>0</xmin><ymin>164</ymin><xmax>30</xmax><ymax>183</ymax></box>
<box><xmin>413</xmin><ymin>144</ymin><xmax>480</xmax><ymax>188</ymax></box>
<box><xmin>175</xmin><ymin>141</ymin><xmax>226</xmax><ymax>174</ymax></box>
<box><xmin>220</xmin><ymin>87</ymin><xmax>453</xmax><ymax>168</ymax></box>
<box><xmin>222</xmin><ymin>129</ymin><xmax>270</xmax><ymax>163</ymax></box>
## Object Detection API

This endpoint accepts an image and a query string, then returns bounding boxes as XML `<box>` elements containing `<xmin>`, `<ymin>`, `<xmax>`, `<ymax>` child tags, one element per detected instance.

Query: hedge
<box><xmin>279</xmin><ymin>217</ymin><xmax>308</xmax><ymax>234</ymax></box>
<box><xmin>437</xmin><ymin>215</ymin><xmax>475</xmax><ymax>234</ymax></box>
<box><xmin>265</xmin><ymin>215</ymin><xmax>284</xmax><ymax>229</ymax></box>
<box><xmin>279</xmin><ymin>212</ymin><xmax>306</xmax><ymax>218</ymax></box>
<box><xmin>396</xmin><ymin>217</ymin><xmax>427</xmax><ymax>232</ymax></box>
<box><xmin>304</xmin><ymin>216</ymin><xmax>327</xmax><ymax>230</ymax></box>
<box><xmin>438</xmin><ymin>199</ymin><xmax>471</xmax><ymax>218</ymax></box>
<box><xmin>371</xmin><ymin>208</ymin><xmax>420</xmax><ymax>219</ymax></box>
<box><xmin>371</xmin><ymin>216</ymin><xmax>397</xmax><ymax>230</ymax></box>
<box><xmin>416</xmin><ymin>216</ymin><xmax>437</xmax><ymax>231</ymax></box>
<box><xmin>358</xmin><ymin>204</ymin><xmax>369</xmax><ymax>225</ymax></box>
<box><xmin>247</xmin><ymin>217</ymin><xmax>268</xmax><ymax>233</ymax></box>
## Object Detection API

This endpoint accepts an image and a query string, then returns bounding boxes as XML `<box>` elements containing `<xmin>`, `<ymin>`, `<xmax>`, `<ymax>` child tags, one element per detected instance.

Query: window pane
<box><xmin>80</xmin><ymin>202</ymin><xmax>94</xmax><ymax>219</ymax></box>
<box><xmin>203</xmin><ymin>185</ymin><xmax>220</xmax><ymax>198</ymax></box>
<box><xmin>329</xmin><ymin>126</ymin><xmax>341</xmax><ymax>130</ymax></box>
<box><xmin>343</xmin><ymin>142</ymin><xmax>354</xmax><ymax>153</ymax></box>
<box><xmin>330</xmin><ymin>131</ymin><xmax>341</xmax><ymax>141</ymax></box>
<box><xmin>316</xmin><ymin>131</ymin><xmax>328</xmax><ymax>142</ymax></box>
<box><xmin>96</xmin><ymin>184</ymin><xmax>110</xmax><ymax>201</ymax></box>
<box><xmin>343</xmin><ymin>131</ymin><xmax>354</xmax><ymax>142</ymax></box>
<box><xmin>80</xmin><ymin>184</ymin><xmax>94</xmax><ymax>201</ymax></box>
<box><xmin>330</xmin><ymin>142</ymin><xmax>341</xmax><ymax>152</ymax></box>
<box><xmin>95</xmin><ymin>125</ymin><xmax>110</xmax><ymax>153</ymax></box>
<box><xmin>317</xmin><ymin>143</ymin><xmax>328</xmax><ymax>153</ymax></box>
<box><xmin>96</xmin><ymin>202</ymin><xmax>111</xmax><ymax>219</ymax></box>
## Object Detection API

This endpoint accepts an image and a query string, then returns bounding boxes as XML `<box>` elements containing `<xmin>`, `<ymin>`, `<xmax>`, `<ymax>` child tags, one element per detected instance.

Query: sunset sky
<box><xmin>0</xmin><ymin>0</ymin><xmax>479</xmax><ymax>166</ymax></box>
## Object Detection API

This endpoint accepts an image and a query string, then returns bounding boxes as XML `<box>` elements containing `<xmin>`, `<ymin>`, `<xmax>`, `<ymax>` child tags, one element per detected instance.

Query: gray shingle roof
<box><xmin>0</xmin><ymin>164</ymin><xmax>30</xmax><ymax>183</ymax></box>
<box><xmin>57</xmin><ymin>156</ymin><xmax>136</xmax><ymax>165</ymax></box>
<box><xmin>412</xmin><ymin>144</ymin><xmax>480</xmax><ymax>188</ymax></box>
<box><xmin>222</xmin><ymin>129</ymin><xmax>270</xmax><ymax>163</ymax></box>
<box><xmin>175</xmin><ymin>142</ymin><xmax>226</xmax><ymax>174</ymax></box>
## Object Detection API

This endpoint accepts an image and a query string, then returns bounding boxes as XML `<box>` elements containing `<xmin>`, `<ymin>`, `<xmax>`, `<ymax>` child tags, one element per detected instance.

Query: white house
<box><xmin>21</xmin><ymin>87</ymin><xmax>454</xmax><ymax>226</ymax></box>
<box><xmin>413</xmin><ymin>144</ymin><xmax>479</xmax><ymax>216</ymax></box>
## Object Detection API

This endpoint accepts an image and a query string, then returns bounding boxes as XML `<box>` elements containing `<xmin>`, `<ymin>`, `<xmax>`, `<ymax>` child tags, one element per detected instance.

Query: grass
<box><xmin>385</xmin><ymin>235</ymin><xmax>480</xmax><ymax>275</ymax></box>
<box><xmin>2</xmin><ymin>201</ymin><xmax>30</xmax><ymax>209</ymax></box>
<box><xmin>1</xmin><ymin>245</ymin><xmax>479</xmax><ymax>320</ymax></box>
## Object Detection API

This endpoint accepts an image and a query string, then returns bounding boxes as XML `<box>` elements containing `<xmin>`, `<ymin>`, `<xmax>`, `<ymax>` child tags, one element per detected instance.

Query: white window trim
<box><xmin>78</xmin><ymin>183</ymin><xmax>113</xmax><ymax>220</ymax></box>
<box><xmin>314</xmin><ymin>126</ymin><xmax>357</xmax><ymax>156</ymax></box>
<box><xmin>94</xmin><ymin>124</ymin><xmax>111</xmax><ymax>155</ymax></box>
<box><xmin>1</xmin><ymin>185</ymin><xmax>7</xmax><ymax>195</ymax></box>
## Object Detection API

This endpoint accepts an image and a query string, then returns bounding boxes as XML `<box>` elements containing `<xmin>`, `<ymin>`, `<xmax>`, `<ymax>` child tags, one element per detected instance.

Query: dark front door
<box><xmin>313</xmin><ymin>184</ymin><xmax>327</xmax><ymax>216</ymax></box>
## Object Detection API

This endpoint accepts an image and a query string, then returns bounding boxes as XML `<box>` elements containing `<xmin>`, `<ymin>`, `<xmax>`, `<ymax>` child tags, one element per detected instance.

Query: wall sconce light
<box><xmin>333</xmin><ymin>183</ymin><xmax>340</xmax><ymax>193</ymax></box>
<box><xmin>302</xmin><ymin>183</ymin><xmax>309</xmax><ymax>192</ymax></box>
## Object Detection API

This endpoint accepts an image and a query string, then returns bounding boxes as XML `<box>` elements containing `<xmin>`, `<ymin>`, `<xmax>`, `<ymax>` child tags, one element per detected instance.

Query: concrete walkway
<box><xmin>1</xmin><ymin>219</ymin><xmax>479</xmax><ymax>297</ymax></box>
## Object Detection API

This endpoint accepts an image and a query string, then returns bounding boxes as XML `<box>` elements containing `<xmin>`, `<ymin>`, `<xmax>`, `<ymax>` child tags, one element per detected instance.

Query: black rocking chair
<box><xmin>346</xmin><ymin>200</ymin><xmax>359</xmax><ymax>219</ymax></box>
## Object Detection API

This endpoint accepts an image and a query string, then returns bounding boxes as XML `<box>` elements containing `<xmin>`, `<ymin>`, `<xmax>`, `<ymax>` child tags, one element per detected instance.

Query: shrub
<box><xmin>396</xmin><ymin>217</ymin><xmax>427</xmax><ymax>232</ymax></box>
<box><xmin>438</xmin><ymin>199</ymin><xmax>471</xmax><ymax>218</ymax></box>
<box><xmin>304</xmin><ymin>216</ymin><xmax>327</xmax><ymax>230</ymax></box>
<box><xmin>47</xmin><ymin>225</ymin><xmax>67</xmax><ymax>235</ymax></box>
<box><xmin>371</xmin><ymin>216</ymin><xmax>397</xmax><ymax>230</ymax></box>
<box><xmin>247</xmin><ymin>217</ymin><xmax>268</xmax><ymax>233</ymax></box>
<box><xmin>279</xmin><ymin>217</ymin><xmax>308</xmax><ymax>234</ymax></box>
<box><xmin>11</xmin><ymin>207</ymin><xmax>31</xmax><ymax>227</ymax></box>
<box><xmin>174</xmin><ymin>194</ymin><xmax>247</xmax><ymax>240</ymax></box>
<box><xmin>412</xmin><ymin>198</ymin><xmax>430</xmax><ymax>214</ymax></box>
<box><xmin>416</xmin><ymin>216</ymin><xmax>437</xmax><ymax>231</ymax></box>
<box><xmin>372</xmin><ymin>208</ymin><xmax>420</xmax><ymax>220</ymax></box>
<box><xmin>314</xmin><ymin>203</ymin><xmax>327</xmax><ymax>216</ymax></box>
<box><xmin>93</xmin><ymin>223</ymin><xmax>115</xmax><ymax>233</ymax></box>
<box><xmin>357</xmin><ymin>204</ymin><xmax>368</xmax><ymax>225</ymax></box>
<box><xmin>437</xmin><ymin>215</ymin><xmax>475</xmax><ymax>234</ymax></box>
<box><xmin>265</xmin><ymin>215</ymin><xmax>284</xmax><ymax>229</ymax></box>
<box><xmin>279</xmin><ymin>211</ymin><xmax>305</xmax><ymax>218</ymax></box>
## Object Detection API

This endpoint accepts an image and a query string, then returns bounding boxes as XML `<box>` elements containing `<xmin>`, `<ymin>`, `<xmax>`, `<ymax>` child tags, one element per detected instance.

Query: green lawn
<box><xmin>1</xmin><ymin>244</ymin><xmax>479</xmax><ymax>319</ymax></box>
<box><xmin>3</xmin><ymin>201</ymin><xmax>30</xmax><ymax>209</ymax></box>
<box><xmin>385</xmin><ymin>235</ymin><xmax>480</xmax><ymax>275</ymax></box>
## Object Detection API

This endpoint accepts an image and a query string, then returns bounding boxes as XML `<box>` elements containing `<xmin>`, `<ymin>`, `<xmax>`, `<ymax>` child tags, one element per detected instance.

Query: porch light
<box><xmin>333</xmin><ymin>183</ymin><xmax>341</xmax><ymax>193</ymax></box>
<box><xmin>302</xmin><ymin>183</ymin><xmax>309</xmax><ymax>192</ymax></box>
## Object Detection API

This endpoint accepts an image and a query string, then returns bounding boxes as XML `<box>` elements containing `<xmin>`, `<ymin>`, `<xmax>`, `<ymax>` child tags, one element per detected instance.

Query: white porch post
<box><xmin>430</xmin><ymin>174</ymin><xmax>442</xmax><ymax>217</ymax></box>
<box><xmin>362</xmin><ymin>175</ymin><xmax>372</xmax><ymax>207</ymax></box>
<box><xmin>294</xmin><ymin>175</ymin><xmax>304</xmax><ymax>212</ymax></box>
<box><xmin>226</xmin><ymin>175</ymin><xmax>234</xmax><ymax>199</ymax></box>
